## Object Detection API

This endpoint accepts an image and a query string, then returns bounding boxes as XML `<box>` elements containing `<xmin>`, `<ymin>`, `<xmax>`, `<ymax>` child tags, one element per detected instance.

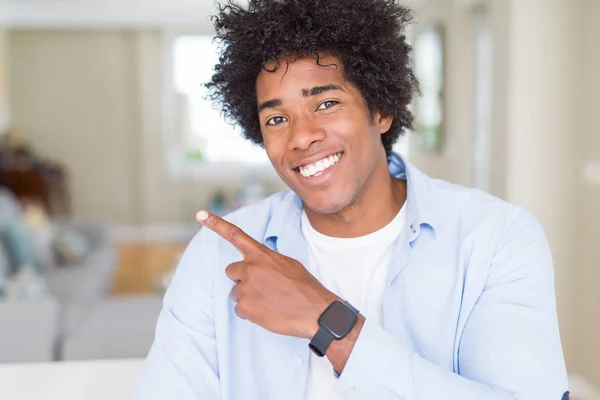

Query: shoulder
<box><xmin>418</xmin><ymin>176</ymin><xmax>553</xmax><ymax>293</ymax></box>
<box><xmin>421</xmin><ymin>175</ymin><xmax>551</xmax><ymax>277</ymax></box>
<box><xmin>408</xmin><ymin>164</ymin><xmax>548</xmax><ymax>263</ymax></box>
<box><xmin>424</xmin><ymin>175</ymin><xmax>540</xmax><ymax>240</ymax></box>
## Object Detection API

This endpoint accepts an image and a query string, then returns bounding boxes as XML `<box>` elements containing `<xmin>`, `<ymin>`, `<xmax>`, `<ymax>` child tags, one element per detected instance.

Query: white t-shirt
<box><xmin>301</xmin><ymin>206</ymin><xmax>406</xmax><ymax>400</ymax></box>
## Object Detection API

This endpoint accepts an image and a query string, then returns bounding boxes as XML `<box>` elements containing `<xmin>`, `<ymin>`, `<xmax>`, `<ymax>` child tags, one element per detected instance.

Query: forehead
<box><xmin>255</xmin><ymin>54</ymin><xmax>346</xmax><ymax>99</ymax></box>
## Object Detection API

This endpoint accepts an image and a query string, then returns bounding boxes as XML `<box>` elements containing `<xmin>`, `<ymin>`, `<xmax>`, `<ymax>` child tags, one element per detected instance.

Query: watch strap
<box><xmin>309</xmin><ymin>326</ymin><xmax>335</xmax><ymax>357</ymax></box>
<box><xmin>343</xmin><ymin>300</ymin><xmax>359</xmax><ymax>314</ymax></box>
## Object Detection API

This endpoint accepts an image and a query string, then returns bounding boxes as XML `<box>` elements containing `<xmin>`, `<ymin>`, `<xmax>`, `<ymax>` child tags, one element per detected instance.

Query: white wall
<box><xmin>7</xmin><ymin>29</ymin><xmax>285</xmax><ymax>226</ymax></box>
<box><xmin>573</xmin><ymin>0</ymin><xmax>600</xmax><ymax>386</ymax></box>
<box><xmin>0</xmin><ymin>28</ymin><xmax>9</xmax><ymax>133</ymax></box>
<box><xmin>9</xmin><ymin>30</ymin><xmax>143</xmax><ymax>224</ymax></box>
<box><xmin>503</xmin><ymin>0</ymin><xmax>580</xmax><ymax>372</ymax></box>
<box><xmin>408</xmin><ymin>0</ymin><xmax>475</xmax><ymax>187</ymax></box>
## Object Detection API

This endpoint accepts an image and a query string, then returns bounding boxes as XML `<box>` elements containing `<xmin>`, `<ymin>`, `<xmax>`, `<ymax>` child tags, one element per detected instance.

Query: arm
<box><xmin>135</xmin><ymin>229</ymin><xmax>220</xmax><ymax>400</ymax></box>
<box><xmin>328</xmin><ymin>208</ymin><xmax>568</xmax><ymax>400</ymax></box>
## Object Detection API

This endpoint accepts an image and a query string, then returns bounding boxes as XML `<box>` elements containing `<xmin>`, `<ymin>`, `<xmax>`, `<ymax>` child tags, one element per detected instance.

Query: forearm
<box><xmin>308</xmin><ymin>301</ymin><xmax>514</xmax><ymax>399</ymax></box>
<box><xmin>326</xmin><ymin>314</ymin><xmax>365</xmax><ymax>375</ymax></box>
<box><xmin>327</xmin><ymin>318</ymin><xmax>557</xmax><ymax>400</ymax></box>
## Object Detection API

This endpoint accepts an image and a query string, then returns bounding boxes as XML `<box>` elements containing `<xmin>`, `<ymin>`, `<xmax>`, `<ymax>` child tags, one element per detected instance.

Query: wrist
<box><xmin>308</xmin><ymin>299</ymin><xmax>360</xmax><ymax>358</ymax></box>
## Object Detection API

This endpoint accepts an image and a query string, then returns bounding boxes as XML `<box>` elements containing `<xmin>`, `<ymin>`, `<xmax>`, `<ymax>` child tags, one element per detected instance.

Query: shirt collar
<box><xmin>263</xmin><ymin>151</ymin><xmax>437</xmax><ymax>244</ymax></box>
<box><xmin>387</xmin><ymin>152</ymin><xmax>437</xmax><ymax>232</ymax></box>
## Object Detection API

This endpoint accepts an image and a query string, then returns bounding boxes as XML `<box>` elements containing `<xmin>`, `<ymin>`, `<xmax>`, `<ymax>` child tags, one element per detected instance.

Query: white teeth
<box><xmin>298</xmin><ymin>153</ymin><xmax>342</xmax><ymax>178</ymax></box>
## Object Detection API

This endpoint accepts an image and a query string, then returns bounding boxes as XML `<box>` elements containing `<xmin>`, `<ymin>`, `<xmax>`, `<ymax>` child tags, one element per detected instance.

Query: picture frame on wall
<box><xmin>413</xmin><ymin>23</ymin><xmax>445</xmax><ymax>151</ymax></box>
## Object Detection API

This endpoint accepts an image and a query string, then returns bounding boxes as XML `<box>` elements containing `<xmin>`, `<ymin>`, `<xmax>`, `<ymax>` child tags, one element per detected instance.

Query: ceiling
<box><xmin>0</xmin><ymin>0</ymin><xmax>237</xmax><ymax>28</ymax></box>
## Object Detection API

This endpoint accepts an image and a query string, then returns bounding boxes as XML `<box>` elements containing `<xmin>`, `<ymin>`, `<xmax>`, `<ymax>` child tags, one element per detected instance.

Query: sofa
<box><xmin>0</xmin><ymin>188</ymin><xmax>117</xmax><ymax>303</ymax></box>
<box><xmin>0</xmin><ymin>187</ymin><xmax>120</xmax><ymax>363</ymax></box>
<box><xmin>61</xmin><ymin>295</ymin><xmax>162</xmax><ymax>361</ymax></box>
<box><xmin>0</xmin><ymin>298</ymin><xmax>60</xmax><ymax>363</ymax></box>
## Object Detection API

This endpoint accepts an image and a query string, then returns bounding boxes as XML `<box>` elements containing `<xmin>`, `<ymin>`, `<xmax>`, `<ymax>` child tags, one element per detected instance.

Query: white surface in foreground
<box><xmin>0</xmin><ymin>359</ymin><xmax>144</xmax><ymax>400</ymax></box>
<box><xmin>1</xmin><ymin>358</ymin><xmax>599</xmax><ymax>400</ymax></box>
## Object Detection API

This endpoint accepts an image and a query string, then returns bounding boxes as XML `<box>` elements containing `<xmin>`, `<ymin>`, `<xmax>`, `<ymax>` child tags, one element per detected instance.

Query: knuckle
<box><xmin>256</xmin><ymin>245</ymin><xmax>272</xmax><ymax>258</ymax></box>
<box><xmin>235</xmin><ymin>302</ymin><xmax>247</xmax><ymax>319</ymax></box>
<box><xmin>228</xmin><ymin>226</ymin><xmax>243</xmax><ymax>241</ymax></box>
<box><xmin>230</xmin><ymin>286</ymin><xmax>240</xmax><ymax>301</ymax></box>
<box><xmin>235</xmin><ymin>282</ymin><xmax>245</xmax><ymax>295</ymax></box>
<box><xmin>205</xmin><ymin>215</ymin><xmax>219</xmax><ymax>229</ymax></box>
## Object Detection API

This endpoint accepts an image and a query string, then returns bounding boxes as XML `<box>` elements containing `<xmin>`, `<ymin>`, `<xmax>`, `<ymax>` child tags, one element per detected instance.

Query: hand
<box><xmin>196</xmin><ymin>210</ymin><xmax>339</xmax><ymax>339</ymax></box>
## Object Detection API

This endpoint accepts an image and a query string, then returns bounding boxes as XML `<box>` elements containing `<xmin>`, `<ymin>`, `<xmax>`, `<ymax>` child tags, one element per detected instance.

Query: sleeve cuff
<box><xmin>333</xmin><ymin>318</ymin><xmax>415</xmax><ymax>397</ymax></box>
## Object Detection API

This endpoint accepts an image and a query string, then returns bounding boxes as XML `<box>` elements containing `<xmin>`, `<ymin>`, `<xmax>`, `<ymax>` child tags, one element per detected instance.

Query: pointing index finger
<box><xmin>196</xmin><ymin>210</ymin><xmax>263</xmax><ymax>258</ymax></box>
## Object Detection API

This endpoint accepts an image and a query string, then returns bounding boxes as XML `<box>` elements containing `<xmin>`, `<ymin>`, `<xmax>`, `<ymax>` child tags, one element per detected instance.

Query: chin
<box><xmin>302</xmin><ymin>191</ymin><xmax>354</xmax><ymax>215</ymax></box>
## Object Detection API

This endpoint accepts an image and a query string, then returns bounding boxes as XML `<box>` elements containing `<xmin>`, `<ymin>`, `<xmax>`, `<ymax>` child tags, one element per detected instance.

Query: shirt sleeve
<box><xmin>134</xmin><ymin>229</ymin><xmax>220</xmax><ymax>400</ymax></box>
<box><xmin>333</xmin><ymin>208</ymin><xmax>569</xmax><ymax>400</ymax></box>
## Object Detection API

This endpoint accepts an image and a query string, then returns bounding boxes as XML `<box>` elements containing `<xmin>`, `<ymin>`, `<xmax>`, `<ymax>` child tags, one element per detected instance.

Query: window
<box><xmin>166</xmin><ymin>34</ymin><xmax>410</xmax><ymax>177</ymax></box>
<box><xmin>171</xmin><ymin>35</ymin><xmax>269</xmax><ymax>168</ymax></box>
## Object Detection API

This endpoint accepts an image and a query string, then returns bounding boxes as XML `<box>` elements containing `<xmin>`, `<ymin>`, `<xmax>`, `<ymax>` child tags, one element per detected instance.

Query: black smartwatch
<box><xmin>309</xmin><ymin>300</ymin><xmax>359</xmax><ymax>357</ymax></box>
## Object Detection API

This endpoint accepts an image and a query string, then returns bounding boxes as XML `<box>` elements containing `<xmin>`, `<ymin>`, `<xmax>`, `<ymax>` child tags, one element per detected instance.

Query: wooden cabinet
<box><xmin>111</xmin><ymin>242</ymin><xmax>187</xmax><ymax>294</ymax></box>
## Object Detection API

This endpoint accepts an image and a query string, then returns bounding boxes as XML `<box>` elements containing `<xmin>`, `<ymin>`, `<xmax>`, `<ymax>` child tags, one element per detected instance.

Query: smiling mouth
<box><xmin>295</xmin><ymin>152</ymin><xmax>343</xmax><ymax>178</ymax></box>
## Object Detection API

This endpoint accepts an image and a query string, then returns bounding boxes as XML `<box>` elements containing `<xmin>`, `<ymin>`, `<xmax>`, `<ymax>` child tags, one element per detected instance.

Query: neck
<box><xmin>304</xmin><ymin>156</ymin><xmax>407</xmax><ymax>238</ymax></box>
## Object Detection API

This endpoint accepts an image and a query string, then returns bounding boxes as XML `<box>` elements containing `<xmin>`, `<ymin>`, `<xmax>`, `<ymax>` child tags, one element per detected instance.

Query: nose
<box><xmin>287</xmin><ymin>117</ymin><xmax>326</xmax><ymax>151</ymax></box>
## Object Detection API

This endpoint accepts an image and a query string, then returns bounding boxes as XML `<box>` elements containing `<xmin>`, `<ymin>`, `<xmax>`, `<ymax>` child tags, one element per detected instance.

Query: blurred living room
<box><xmin>0</xmin><ymin>0</ymin><xmax>599</xmax><ymax>399</ymax></box>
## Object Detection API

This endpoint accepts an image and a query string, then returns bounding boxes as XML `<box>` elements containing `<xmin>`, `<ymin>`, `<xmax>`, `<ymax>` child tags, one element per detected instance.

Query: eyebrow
<box><xmin>257</xmin><ymin>84</ymin><xmax>345</xmax><ymax>114</ymax></box>
<box><xmin>302</xmin><ymin>84</ymin><xmax>344</xmax><ymax>97</ymax></box>
<box><xmin>257</xmin><ymin>99</ymin><xmax>282</xmax><ymax>114</ymax></box>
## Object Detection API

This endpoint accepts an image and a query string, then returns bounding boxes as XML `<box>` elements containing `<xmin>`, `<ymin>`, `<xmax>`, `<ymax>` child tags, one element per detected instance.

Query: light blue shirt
<box><xmin>136</xmin><ymin>153</ymin><xmax>568</xmax><ymax>400</ymax></box>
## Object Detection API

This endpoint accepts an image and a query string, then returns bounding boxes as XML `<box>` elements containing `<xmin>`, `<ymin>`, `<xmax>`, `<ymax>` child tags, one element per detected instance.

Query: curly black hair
<box><xmin>206</xmin><ymin>0</ymin><xmax>418</xmax><ymax>156</ymax></box>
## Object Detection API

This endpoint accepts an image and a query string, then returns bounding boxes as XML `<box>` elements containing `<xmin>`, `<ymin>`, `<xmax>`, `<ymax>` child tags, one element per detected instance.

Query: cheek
<box><xmin>263</xmin><ymin>138</ymin><xmax>288</xmax><ymax>172</ymax></box>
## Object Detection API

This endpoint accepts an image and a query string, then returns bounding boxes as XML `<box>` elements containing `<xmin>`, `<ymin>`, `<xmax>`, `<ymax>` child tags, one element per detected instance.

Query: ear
<box><xmin>375</xmin><ymin>111</ymin><xmax>393</xmax><ymax>135</ymax></box>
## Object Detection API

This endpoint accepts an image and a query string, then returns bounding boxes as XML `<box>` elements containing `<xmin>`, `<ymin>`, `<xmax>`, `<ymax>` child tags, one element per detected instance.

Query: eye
<box><xmin>266</xmin><ymin>116</ymin><xmax>288</xmax><ymax>126</ymax></box>
<box><xmin>316</xmin><ymin>100</ymin><xmax>339</xmax><ymax>111</ymax></box>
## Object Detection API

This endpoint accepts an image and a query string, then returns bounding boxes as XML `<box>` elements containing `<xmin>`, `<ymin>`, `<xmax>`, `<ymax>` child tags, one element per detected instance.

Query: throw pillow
<box><xmin>0</xmin><ymin>220</ymin><xmax>40</xmax><ymax>274</ymax></box>
<box><xmin>53</xmin><ymin>228</ymin><xmax>89</xmax><ymax>265</ymax></box>
<box><xmin>22</xmin><ymin>201</ymin><xmax>56</xmax><ymax>270</ymax></box>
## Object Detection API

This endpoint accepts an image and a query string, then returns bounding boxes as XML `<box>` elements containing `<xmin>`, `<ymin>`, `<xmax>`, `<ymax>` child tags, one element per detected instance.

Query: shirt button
<box><xmin>295</xmin><ymin>357</ymin><xmax>303</xmax><ymax>367</ymax></box>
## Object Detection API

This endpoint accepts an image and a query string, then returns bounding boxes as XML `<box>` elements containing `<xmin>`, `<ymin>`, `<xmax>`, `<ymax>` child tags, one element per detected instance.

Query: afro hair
<box><xmin>206</xmin><ymin>0</ymin><xmax>418</xmax><ymax>155</ymax></box>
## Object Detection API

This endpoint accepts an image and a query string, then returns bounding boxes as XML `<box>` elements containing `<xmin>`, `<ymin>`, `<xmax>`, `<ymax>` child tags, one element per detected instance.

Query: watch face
<box><xmin>319</xmin><ymin>301</ymin><xmax>358</xmax><ymax>339</ymax></box>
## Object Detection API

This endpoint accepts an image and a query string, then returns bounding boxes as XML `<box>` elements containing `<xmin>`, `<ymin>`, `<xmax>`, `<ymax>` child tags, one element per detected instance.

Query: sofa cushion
<box><xmin>62</xmin><ymin>295</ymin><xmax>162</xmax><ymax>361</ymax></box>
<box><xmin>0</xmin><ymin>298</ymin><xmax>60</xmax><ymax>362</ymax></box>
<box><xmin>44</xmin><ymin>263</ymin><xmax>112</xmax><ymax>304</ymax></box>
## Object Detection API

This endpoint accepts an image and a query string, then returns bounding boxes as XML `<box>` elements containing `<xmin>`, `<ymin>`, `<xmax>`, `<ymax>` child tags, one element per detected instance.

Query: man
<box><xmin>136</xmin><ymin>0</ymin><xmax>569</xmax><ymax>399</ymax></box>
